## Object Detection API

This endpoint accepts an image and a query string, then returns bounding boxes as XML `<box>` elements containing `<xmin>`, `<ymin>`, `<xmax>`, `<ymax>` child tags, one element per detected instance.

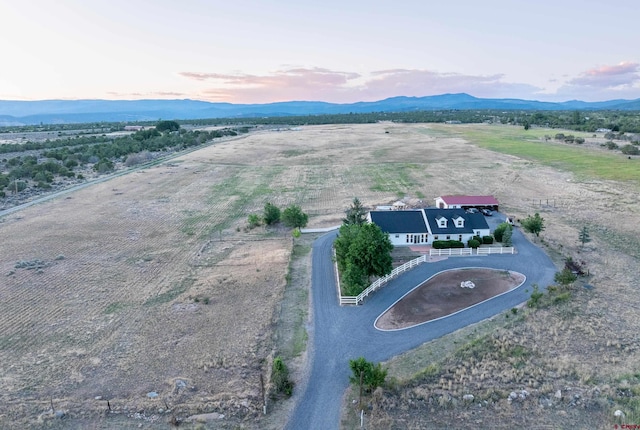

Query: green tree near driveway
<box><xmin>349</xmin><ymin>357</ymin><xmax>388</xmax><ymax>406</ymax></box>
<box><xmin>521</xmin><ymin>212</ymin><xmax>545</xmax><ymax>237</ymax></box>
<box><xmin>502</xmin><ymin>223</ymin><xmax>513</xmax><ymax>246</ymax></box>
<box><xmin>347</xmin><ymin>223</ymin><xmax>393</xmax><ymax>282</ymax></box>
<box><xmin>281</xmin><ymin>204</ymin><xmax>309</xmax><ymax>229</ymax></box>
<box><xmin>263</xmin><ymin>202</ymin><xmax>281</xmax><ymax>225</ymax></box>
<box><xmin>343</xmin><ymin>197</ymin><xmax>367</xmax><ymax>225</ymax></box>
<box><xmin>334</xmin><ymin>222</ymin><xmax>393</xmax><ymax>296</ymax></box>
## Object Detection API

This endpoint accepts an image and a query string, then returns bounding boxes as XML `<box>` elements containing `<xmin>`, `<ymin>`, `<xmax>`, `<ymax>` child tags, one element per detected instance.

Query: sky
<box><xmin>1</xmin><ymin>0</ymin><xmax>639</xmax><ymax>104</ymax></box>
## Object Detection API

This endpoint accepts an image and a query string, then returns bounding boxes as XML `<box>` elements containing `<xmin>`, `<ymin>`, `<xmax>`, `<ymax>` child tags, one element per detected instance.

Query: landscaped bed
<box><xmin>375</xmin><ymin>268</ymin><xmax>525</xmax><ymax>330</ymax></box>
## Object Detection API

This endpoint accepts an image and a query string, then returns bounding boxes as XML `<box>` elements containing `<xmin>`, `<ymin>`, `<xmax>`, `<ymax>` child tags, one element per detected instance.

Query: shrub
<box><xmin>553</xmin><ymin>292</ymin><xmax>571</xmax><ymax>304</ymax></box>
<box><xmin>263</xmin><ymin>202</ymin><xmax>281</xmax><ymax>225</ymax></box>
<box><xmin>502</xmin><ymin>225</ymin><xmax>513</xmax><ymax>246</ymax></box>
<box><xmin>527</xmin><ymin>285</ymin><xmax>544</xmax><ymax>308</ymax></box>
<box><xmin>270</xmin><ymin>357</ymin><xmax>294</xmax><ymax>398</ymax></box>
<box><xmin>247</xmin><ymin>214</ymin><xmax>261</xmax><ymax>229</ymax></box>
<box><xmin>349</xmin><ymin>357</ymin><xmax>388</xmax><ymax>393</ymax></box>
<box><xmin>467</xmin><ymin>239</ymin><xmax>481</xmax><ymax>249</ymax></box>
<box><xmin>8</xmin><ymin>181</ymin><xmax>28</xmax><ymax>192</ymax></box>
<box><xmin>125</xmin><ymin>151</ymin><xmax>153</xmax><ymax>166</ymax></box>
<box><xmin>493</xmin><ymin>222</ymin><xmax>510</xmax><ymax>242</ymax></box>
<box><xmin>432</xmin><ymin>240</ymin><xmax>464</xmax><ymax>249</ymax></box>
<box><xmin>482</xmin><ymin>235</ymin><xmax>494</xmax><ymax>244</ymax></box>
<box><xmin>93</xmin><ymin>158</ymin><xmax>114</xmax><ymax>173</ymax></box>
<box><xmin>555</xmin><ymin>268</ymin><xmax>578</xmax><ymax>286</ymax></box>
<box><xmin>621</xmin><ymin>144</ymin><xmax>640</xmax><ymax>155</ymax></box>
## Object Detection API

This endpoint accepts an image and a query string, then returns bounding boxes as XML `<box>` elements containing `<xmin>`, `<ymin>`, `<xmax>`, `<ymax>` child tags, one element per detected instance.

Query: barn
<box><xmin>434</xmin><ymin>195</ymin><xmax>499</xmax><ymax>211</ymax></box>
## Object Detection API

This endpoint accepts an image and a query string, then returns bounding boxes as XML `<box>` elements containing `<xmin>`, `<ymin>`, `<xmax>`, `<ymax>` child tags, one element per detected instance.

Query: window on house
<box><xmin>457</xmin><ymin>220</ymin><xmax>463</xmax><ymax>227</ymax></box>
<box><xmin>446</xmin><ymin>235</ymin><xmax>451</xmax><ymax>240</ymax></box>
<box><xmin>395</xmin><ymin>234</ymin><xmax>399</xmax><ymax>238</ymax></box>
<box><xmin>434</xmin><ymin>235</ymin><xmax>439</xmax><ymax>240</ymax></box>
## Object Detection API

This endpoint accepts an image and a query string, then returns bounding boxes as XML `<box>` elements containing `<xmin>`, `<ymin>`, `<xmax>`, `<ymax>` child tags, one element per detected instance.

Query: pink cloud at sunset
<box><xmin>180</xmin><ymin>68</ymin><xmax>544</xmax><ymax>103</ymax></box>
<box><xmin>551</xmin><ymin>61</ymin><xmax>640</xmax><ymax>101</ymax></box>
<box><xmin>568</xmin><ymin>62</ymin><xmax>639</xmax><ymax>88</ymax></box>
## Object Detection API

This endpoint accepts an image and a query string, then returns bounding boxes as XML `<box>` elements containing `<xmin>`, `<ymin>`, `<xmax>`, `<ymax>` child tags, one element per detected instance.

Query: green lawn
<box><xmin>435</xmin><ymin>124</ymin><xmax>640</xmax><ymax>183</ymax></box>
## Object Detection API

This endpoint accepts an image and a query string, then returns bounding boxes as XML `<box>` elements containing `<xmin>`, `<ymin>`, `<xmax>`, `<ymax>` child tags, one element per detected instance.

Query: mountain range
<box><xmin>1</xmin><ymin>93</ymin><xmax>639</xmax><ymax>126</ymax></box>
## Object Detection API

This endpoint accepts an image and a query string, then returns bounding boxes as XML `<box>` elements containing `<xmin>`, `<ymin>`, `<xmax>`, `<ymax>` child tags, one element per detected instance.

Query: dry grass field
<box><xmin>1</xmin><ymin>123</ymin><xmax>640</xmax><ymax>428</ymax></box>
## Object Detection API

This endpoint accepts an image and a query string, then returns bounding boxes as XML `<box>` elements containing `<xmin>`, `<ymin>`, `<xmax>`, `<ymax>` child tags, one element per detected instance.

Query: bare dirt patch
<box><xmin>375</xmin><ymin>268</ymin><xmax>525</xmax><ymax>330</ymax></box>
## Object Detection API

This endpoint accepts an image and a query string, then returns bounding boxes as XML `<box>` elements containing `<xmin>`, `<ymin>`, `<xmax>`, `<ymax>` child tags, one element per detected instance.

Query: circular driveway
<box><xmin>286</xmin><ymin>216</ymin><xmax>557</xmax><ymax>430</ymax></box>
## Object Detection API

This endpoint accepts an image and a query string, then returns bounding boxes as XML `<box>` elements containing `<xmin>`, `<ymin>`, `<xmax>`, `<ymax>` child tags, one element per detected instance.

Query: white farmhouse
<box><xmin>368</xmin><ymin>208</ymin><xmax>490</xmax><ymax>246</ymax></box>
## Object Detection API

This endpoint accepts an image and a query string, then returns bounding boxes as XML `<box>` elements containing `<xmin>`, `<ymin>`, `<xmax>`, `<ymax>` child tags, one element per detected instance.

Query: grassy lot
<box><xmin>434</xmin><ymin>124</ymin><xmax>640</xmax><ymax>183</ymax></box>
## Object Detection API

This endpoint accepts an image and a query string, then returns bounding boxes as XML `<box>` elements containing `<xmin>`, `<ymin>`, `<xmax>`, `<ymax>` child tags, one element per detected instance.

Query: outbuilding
<box><xmin>434</xmin><ymin>195</ymin><xmax>499</xmax><ymax>211</ymax></box>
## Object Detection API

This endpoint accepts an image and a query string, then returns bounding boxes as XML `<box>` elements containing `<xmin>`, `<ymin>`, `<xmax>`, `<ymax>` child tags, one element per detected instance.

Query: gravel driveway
<box><xmin>286</xmin><ymin>214</ymin><xmax>557</xmax><ymax>430</ymax></box>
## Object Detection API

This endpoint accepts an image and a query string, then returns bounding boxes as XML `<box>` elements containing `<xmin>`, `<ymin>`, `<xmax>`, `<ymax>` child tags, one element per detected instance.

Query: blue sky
<box><xmin>1</xmin><ymin>0</ymin><xmax>638</xmax><ymax>103</ymax></box>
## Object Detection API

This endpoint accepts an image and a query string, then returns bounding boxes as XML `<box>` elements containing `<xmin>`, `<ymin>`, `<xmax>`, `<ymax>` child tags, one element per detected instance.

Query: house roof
<box><xmin>424</xmin><ymin>208</ymin><xmax>489</xmax><ymax>234</ymax></box>
<box><xmin>369</xmin><ymin>210</ymin><xmax>428</xmax><ymax>234</ymax></box>
<box><xmin>437</xmin><ymin>195</ymin><xmax>499</xmax><ymax>206</ymax></box>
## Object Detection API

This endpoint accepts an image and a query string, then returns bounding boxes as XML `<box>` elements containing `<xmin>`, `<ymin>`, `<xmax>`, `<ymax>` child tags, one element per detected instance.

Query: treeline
<box><xmin>2</xmin><ymin>110</ymin><xmax>639</xmax><ymax>134</ymax></box>
<box><xmin>190</xmin><ymin>110</ymin><xmax>640</xmax><ymax>133</ymax></box>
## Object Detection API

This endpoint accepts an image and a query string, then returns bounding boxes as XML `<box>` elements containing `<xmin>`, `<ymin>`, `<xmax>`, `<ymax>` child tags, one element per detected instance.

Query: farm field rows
<box><xmin>1</xmin><ymin>123</ymin><xmax>639</xmax><ymax>428</ymax></box>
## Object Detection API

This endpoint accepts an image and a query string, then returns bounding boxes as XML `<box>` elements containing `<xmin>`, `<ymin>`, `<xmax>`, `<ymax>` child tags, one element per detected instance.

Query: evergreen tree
<box><xmin>343</xmin><ymin>197</ymin><xmax>367</xmax><ymax>225</ymax></box>
<box><xmin>579</xmin><ymin>226</ymin><xmax>591</xmax><ymax>248</ymax></box>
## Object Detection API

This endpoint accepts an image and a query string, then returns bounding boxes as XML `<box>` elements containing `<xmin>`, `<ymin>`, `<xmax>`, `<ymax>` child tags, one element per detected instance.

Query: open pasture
<box><xmin>1</xmin><ymin>123</ymin><xmax>640</xmax><ymax>428</ymax></box>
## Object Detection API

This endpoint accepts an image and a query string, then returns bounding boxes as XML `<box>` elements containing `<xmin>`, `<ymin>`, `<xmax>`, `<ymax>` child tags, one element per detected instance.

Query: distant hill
<box><xmin>1</xmin><ymin>93</ymin><xmax>639</xmax><ymax>125</ymax></box>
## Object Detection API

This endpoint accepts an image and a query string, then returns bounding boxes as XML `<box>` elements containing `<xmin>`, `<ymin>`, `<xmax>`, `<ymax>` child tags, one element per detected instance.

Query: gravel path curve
<box><xmin>286</xmin><ymin>214</ymin><xmax>557</xmax><ymax>429</ymax></box>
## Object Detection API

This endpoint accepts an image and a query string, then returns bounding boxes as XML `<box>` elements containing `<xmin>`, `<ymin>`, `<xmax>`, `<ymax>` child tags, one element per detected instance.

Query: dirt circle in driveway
<box><xmin>375</xmin><ymin>268</ymin><xmax>525</xmax><ymax>331</ymax></box>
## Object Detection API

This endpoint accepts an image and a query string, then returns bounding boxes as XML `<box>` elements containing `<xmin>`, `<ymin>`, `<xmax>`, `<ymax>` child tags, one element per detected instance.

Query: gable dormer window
<box><xmin>454</xmin><ymin>216</ymin><xmax>465</xmax><ymax>228</ymax></box>
<box><xmin>437</xmin><ymin>216</ymin><xmax>447</xmax><ymax>228</ymax></box>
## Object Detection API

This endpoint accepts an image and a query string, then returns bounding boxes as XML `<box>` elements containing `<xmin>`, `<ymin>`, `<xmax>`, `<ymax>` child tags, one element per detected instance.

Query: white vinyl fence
<box><xmin>476</xmin><ymin>246</ymin><xmax>515</xmax><ymax>255</ymax></box>
<box><xmin>429</xmin><ymin>248</ymin><xmax>473</xmax><ymax>256</ymax></box>
<box><xmin>339</xmin><ymin>246</ymin><xmax>516</xmax><ymax>305</ymax></box>
<box><xmin>339</xmin><ymin>255</ymin><xmax>428</xmax><ymax>305</ymax></box>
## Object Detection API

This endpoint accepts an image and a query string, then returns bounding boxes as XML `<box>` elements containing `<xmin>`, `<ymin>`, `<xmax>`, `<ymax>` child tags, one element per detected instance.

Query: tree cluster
<box><xmin>260</xmin><ymin>202</ymin><xmax>308</xmax><ymax>229</ymax></box>
<box><xmin>334</xmin><ymin>219</ymin><xmax>393</xmax><ymax>296</ymax></box>
<box><xmin>0</xmin><ymin>123</ymin><xmax>250</xmax><ymax>196</ymax></box>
